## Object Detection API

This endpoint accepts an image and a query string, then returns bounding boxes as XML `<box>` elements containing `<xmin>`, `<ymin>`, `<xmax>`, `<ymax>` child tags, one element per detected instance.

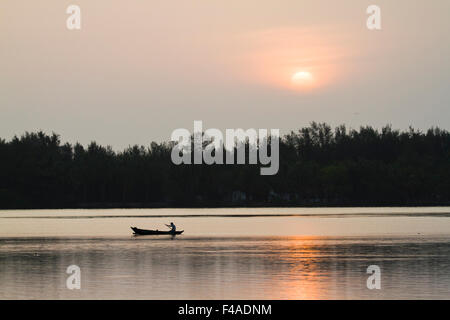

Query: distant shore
<box><xmin>2</xmin><ymin>201</ymin><xmax>450</xmax><ymax>210</ymax></box>
<box><xmin>2</xmin><ymin>125</ymin><xmax>449</xmax><ymax>210</ymax></box>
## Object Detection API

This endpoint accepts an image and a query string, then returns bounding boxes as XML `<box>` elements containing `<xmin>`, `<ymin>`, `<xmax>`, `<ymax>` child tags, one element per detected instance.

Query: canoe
<box><xmin>131</xmin><ymin>227</ymin><xmax>184</xmax><ymax>235</ymax></box>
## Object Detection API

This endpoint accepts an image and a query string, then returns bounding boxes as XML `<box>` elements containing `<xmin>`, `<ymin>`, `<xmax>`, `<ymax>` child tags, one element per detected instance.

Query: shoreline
<box><xmin>2</xmin><ymin>202</ymin><xmax>450</xmax><ymax>210</ymax></box>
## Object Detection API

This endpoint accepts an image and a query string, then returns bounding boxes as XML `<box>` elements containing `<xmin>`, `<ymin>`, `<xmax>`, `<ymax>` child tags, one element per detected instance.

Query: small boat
<box><xmin>131</xmin><ymin>227</ymin><xmax>184</xmax><ymax>235</ymax></box>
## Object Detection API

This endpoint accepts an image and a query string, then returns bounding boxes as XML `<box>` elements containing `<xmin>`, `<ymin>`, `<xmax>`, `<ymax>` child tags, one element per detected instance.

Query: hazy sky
<box><xmin>1</xmin><ymin>0</ymin><xmax>449</xmax><ymax>149</ymax></box>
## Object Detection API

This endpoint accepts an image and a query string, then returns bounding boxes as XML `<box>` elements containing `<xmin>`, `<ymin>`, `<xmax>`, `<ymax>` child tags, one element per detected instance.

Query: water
<box><xmin>1</xmin><ymin>207</ymin><xmax>450</xmax><ymax>299</ymax></box>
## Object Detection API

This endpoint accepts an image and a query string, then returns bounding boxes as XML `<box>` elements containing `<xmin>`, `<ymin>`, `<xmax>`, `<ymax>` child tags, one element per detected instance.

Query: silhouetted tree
<box><xmin>0</xmin><ymin>124</ymin><xmax>449</xmax><ymax>209</ymax></box>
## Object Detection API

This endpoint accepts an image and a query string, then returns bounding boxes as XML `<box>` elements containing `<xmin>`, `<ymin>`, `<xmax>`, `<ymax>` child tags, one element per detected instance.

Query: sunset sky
<box><xmin>1</xmin><ymin>0</ymin><xmax>449</xmax><ymax>149</ymax></box>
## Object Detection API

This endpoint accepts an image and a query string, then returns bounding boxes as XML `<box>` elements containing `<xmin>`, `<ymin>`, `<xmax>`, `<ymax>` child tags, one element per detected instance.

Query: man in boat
<box><xmin>165</xmin><ymin>222</ymin><xmax>176</xmax><ymax>233</ymax></box>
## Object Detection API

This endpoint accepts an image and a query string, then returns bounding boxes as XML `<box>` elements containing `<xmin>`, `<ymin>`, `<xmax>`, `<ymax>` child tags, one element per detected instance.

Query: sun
<box><xmin>291</xmin><ymin>71</ymin><xmax>314</xmax><ymax>85</ymax></box>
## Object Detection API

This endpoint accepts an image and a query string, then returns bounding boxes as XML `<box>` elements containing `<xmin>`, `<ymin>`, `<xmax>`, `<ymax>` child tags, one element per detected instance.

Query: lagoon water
<box><xmin>1</xmin><ymin>207</ymin><xmax>450</xmax><ymax>299</ymax></box>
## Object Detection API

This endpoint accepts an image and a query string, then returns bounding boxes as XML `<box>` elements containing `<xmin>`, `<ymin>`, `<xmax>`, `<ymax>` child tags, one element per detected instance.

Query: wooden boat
<box><xmin>131</xmin><ymin>227</ymin><xmax>184</xmax><ymax>235</ymax></box>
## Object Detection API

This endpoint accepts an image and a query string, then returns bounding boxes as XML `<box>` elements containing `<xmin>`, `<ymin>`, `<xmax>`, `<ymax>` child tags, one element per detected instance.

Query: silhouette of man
<box><xmin>166</xmin><ymin>222</ymin><xmax>176</xmax><ymax>232</ymax></box>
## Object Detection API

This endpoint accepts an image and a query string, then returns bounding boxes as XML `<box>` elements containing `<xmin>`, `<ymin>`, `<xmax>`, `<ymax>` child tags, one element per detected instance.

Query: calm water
<box><xmin>1</xmin><ymin>207</ymin><xmax>450</xmax><ymax>299</ymax></box>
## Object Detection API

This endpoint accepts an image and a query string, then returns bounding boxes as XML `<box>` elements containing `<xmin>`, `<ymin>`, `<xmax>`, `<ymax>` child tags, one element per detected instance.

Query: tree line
<box><xmin>0</xmin><ymin>123</ymin><xmax>449</xmax><ymax>209</ymax></box>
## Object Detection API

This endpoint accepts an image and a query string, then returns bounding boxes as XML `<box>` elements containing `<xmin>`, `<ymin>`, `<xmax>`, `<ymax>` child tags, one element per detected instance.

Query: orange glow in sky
<box><xmin>239</xmin><ymin>27</ymin><xmax>349</xmax><ymax>92</ymax></box>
